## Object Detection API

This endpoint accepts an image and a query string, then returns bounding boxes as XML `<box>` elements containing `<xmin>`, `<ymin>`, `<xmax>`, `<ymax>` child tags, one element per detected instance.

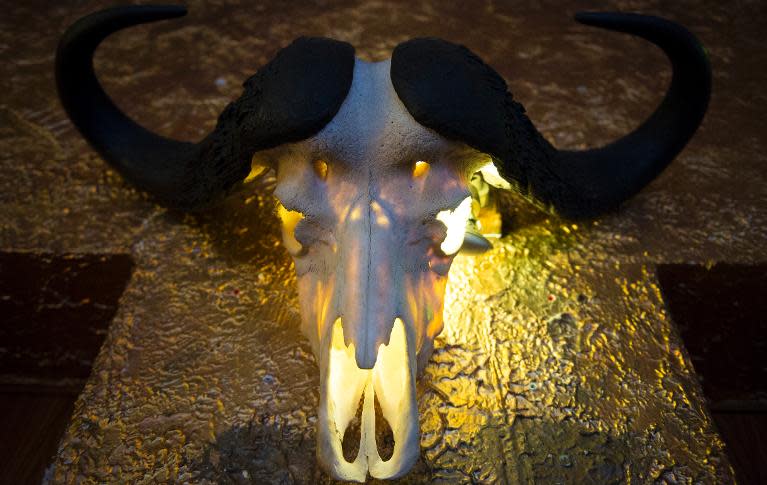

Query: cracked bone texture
<box><xmin>2</xmin><ymin>0</ymin><xmax>764</xmax><ymax>483</ymax></box>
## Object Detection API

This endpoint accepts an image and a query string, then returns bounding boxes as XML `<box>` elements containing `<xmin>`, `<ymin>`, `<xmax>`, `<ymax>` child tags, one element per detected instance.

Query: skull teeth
<box><xmin>318</xmin><ymin>318</ymin><xmax>419</xmax><ymax>481</ymax></box>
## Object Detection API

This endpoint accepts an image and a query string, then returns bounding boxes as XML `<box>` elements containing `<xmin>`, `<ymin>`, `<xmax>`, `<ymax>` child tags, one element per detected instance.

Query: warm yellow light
<box><xmin>412</xmin><ymin>160</ymin><xmax>430</xmax><ymax>178</ymax></box>
<box><xmin>314</xmin><ymin>159</ymin><xmax>329</xmax><ymax>180</ymax></box>
<box><xmin>328</xmin><ymin>319</ymin><xmax>367</xmax><ymax>432</ymax></box>
<box><xmin>349</xmin><ymin>206</ymin><xmax>362</xmax><ymax>221</ymax></box>
<box><xmin>436</xmin><ymin>196</ymin><xmax>473</xmax><ymax>255</ymax></box>
<box><xmin>326</xmin><ymin>318</ymin><xmax>413</xmax><ymax>479</ymax></box>
<box><xmin>276</xmin><ymin>203</ymin><xmax>304</xmax><ymax>255</ymax></box>
<box><xmin>244</xmin><ymin>160</ymin><xmax>268</xmax><ymax>183</ymax></box>
<box><xmin>478</xmin><ymin>161</ymin><xmax>511</xmax><ymax>189</ymax></box>
<box><xmin>370</xmin><ymin>200</ymin><xmax>390</xmax><ymax>227</ymax></box>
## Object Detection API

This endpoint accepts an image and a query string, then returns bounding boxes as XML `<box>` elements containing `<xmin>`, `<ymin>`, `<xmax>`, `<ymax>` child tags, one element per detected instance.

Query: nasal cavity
<box><xmin>342</xmin><ymin>393</ymin><xmax>364</xmax><ymax>462</ymax></box>
<box><xmin>374</xmin><ymin>394</ymin><xmax>395</xmax><ymax>461</ymax></box>
<box><xmin>340</xmin><ymin>387</ymin><xmax>396</xmax><ymax>463</ymax></box>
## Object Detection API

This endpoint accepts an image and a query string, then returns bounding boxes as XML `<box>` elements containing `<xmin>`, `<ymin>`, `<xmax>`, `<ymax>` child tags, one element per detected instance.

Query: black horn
<box><xmin>56</xmin><ymin>5</ymin><xmax>355</xmax><ymax>209</ymax></box>
<box><xmin>391</xmin><ymin>12</ymin><xmax>711</xmax><ymax>218</ymax></box>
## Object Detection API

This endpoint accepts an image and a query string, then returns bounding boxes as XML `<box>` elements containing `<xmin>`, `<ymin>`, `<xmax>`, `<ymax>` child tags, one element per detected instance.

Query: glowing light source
<box><xmin>314</xmin><ymin>159</ymin><xmax>329</xmax><ymax>180</ymax></box>
<box><xmin>436</xmin><ymin>196</ymin><xmax>473</xmax><ymax>255</ymax></box>
<box><xmin>412</xmin><ymin>160</ymin><xmax>430</xmax><ymax>178</ymax></box>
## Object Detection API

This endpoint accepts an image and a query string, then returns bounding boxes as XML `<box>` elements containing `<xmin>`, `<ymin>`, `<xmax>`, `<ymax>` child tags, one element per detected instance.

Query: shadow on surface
<box><xmin>658</xmin><ymin>263</ymin><xmax>767</xmax><ymax>485</ymax></box>
<box><xmin>0</xmin><ymin>252</ymin><xmax>134</xmax><ymax>484</ymax></box>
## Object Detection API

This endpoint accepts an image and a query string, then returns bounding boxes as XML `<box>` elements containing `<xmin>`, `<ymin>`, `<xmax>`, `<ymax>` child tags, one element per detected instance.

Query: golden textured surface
<box><xmin>2</xmin><ymin>0</ymin><xmax>766</xmax><ymax>483</ymax></box>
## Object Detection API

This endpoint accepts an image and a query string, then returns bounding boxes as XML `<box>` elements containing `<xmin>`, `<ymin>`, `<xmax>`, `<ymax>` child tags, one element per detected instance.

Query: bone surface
<box><xmin>273</xmin><ymin>58</ymin><xmax>480</xmax><ymax>479</ymax></box>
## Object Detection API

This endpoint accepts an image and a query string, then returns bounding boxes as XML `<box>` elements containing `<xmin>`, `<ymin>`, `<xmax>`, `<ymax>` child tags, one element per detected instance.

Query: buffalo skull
<box><xmin>56</xmin><ymin>5</ymin><xmax>710</xmax><ymax>481</ymax></box>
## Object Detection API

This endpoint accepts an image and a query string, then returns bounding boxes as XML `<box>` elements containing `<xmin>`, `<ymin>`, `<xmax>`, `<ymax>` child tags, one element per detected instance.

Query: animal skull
<box><xmin>268</xmin><ymin>59</ymin><xmax>489</xmax><ymax>479</ymax></box>
<box><xmin>56</xmin><ymin>5</ymin><xmax>710</xmax><ymax>481</ymax></box>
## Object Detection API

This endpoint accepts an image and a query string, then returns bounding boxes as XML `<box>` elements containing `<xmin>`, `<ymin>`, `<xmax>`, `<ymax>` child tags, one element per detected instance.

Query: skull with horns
<box><xmin>56</xmin><ymin>5</ymin><xmax>710</xmax><ymax>481</ymax></box>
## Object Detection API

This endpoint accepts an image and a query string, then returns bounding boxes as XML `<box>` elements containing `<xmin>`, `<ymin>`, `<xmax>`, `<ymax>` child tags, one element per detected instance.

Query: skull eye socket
<box><xmin>313</xmin><ymin>159</ymin><xmax>328</xmax><ymax>180</ymax></box>
<box><xmin>412</xmin><ymin>160</ymin><xmax>430</xmax><ymax>178</ymax></box>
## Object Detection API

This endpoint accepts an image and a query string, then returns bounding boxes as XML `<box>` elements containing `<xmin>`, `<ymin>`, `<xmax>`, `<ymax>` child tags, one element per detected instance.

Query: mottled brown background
<box><xmin>1</xmin><ymin>0</ymin><xmax>765</xmax><ymax>483</ymax></box>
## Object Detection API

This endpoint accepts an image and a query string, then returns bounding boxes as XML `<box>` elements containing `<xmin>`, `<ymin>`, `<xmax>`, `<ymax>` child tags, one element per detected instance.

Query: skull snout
<box><xmin>336</xmin><ymin>198</ymin><xmax>402</xmax><ymax>369</ymax></box>
<box><xmin>318</xmin><ymin>318</ymin><xmax>419</xmax><ymax>482</ymax></box>
<box><xmin>278</xmin><ymin>163</ymin><xmax>472</xmax><ymax>481</ymax></box>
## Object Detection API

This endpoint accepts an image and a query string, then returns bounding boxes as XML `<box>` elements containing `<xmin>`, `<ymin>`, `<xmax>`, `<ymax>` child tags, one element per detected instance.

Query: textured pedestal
<box><xmin>3</xmin><ymin>0</ymin><xmax>765</xmax><ymax>483</ymax></box>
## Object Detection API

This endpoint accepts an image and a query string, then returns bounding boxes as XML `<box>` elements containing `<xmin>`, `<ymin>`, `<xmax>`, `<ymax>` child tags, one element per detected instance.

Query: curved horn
<box><xmin>536</xmin><ymin>12</ymin><xmax>712</xmax><ymax>217</ymax></box>
<box><xmin>391</xmin><ymin>13</ymin><xmax>711</xmax><ymax>218</ymax></box>
<box><xmin>57</xmin><ymin>5</ymin><xmax>354</xmax><ymax>209</ymax></box>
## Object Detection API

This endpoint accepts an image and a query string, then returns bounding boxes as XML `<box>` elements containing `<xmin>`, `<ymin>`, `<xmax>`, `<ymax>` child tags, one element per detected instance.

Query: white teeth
<box><xmin>318</xmin><ymin>318</ymin><xmax>419</xmax><ymax>482</ymax></box>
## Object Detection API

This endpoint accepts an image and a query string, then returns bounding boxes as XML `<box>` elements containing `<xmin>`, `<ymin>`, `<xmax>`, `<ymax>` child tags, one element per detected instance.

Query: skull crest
<box><xmin>56</xmin><ymin>5</ymin><xmax>710</xmax><ymax>481</ymax></box>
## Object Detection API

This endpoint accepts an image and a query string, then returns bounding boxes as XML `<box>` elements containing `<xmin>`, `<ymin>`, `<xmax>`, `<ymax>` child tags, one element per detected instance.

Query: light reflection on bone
<box><xmin>276</xmin><ymin>203</ymin><xmax>304</xmax><ymax>256</ymax></box>
<box><xmin>301</xmin><ymin>277</ymin><xmax>337</xmax><ymax>350</ymax></box>
<box><xmin>478</xmin><ymin>160</ymin><xmax>511</xmax><ymax>190</ymax></box>
<box><xmin>245</xmin><ymin>155</ymin><xmax>269</xmax><ymax>183</ymax></box>
<box><xmin>349</xmin><ymin>205</ymin><xmax>362</xmax><ymax>221</ymax></box>
<box><xmin>370</xmin><ymin>200</ymin><xmax>390</xmax><ymax>227</ymax></box>
<box><xmin>412</xmin><ymin>160</ymin><xmax>430</xmax><ymax>178</ymax></box>
<box><xmin>404</xmin><ymin>271</ymin><xmax>447</xmax><ymax>370</ymax></box>
<box><xmin>436</xmin><ymin>196</ymin><xmax>472</xmax><ymax>255</ymax></box>
<box><xmin>325</xmin><ymin>317</ymin><xmax>417</xmax><ymax>481</ymax></box>
<box><xmin>313</xmin><ymin>159</ymin><xmax>329</xmax><ymax>180</ymax></box>
<box><xmin>275</xmin><ymin>149</ymin><xmax>502</xmax><ymax>479</ymax></box>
